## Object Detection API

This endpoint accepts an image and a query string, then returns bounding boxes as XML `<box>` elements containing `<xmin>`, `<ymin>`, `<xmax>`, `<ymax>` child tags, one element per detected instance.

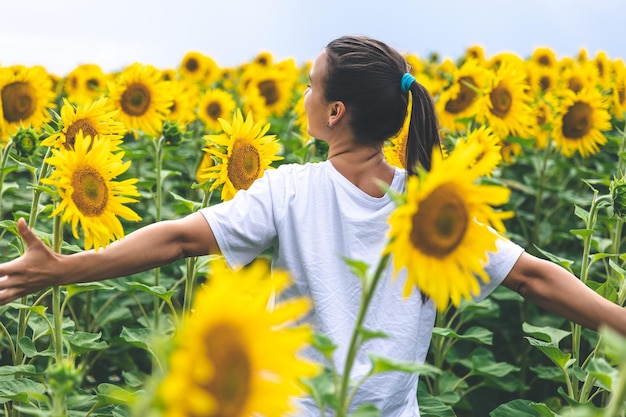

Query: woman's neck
<box><xmin>327</xmin><ymin>145</ymin><xmax>395</xmax><ymax>198</ymax></box>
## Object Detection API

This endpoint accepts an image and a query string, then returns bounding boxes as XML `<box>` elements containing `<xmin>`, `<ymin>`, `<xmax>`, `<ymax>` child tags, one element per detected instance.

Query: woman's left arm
<box><xmin>502</xmin><ymin>252</ymin><xmax>626</xmax><ymax>336</ymax></box>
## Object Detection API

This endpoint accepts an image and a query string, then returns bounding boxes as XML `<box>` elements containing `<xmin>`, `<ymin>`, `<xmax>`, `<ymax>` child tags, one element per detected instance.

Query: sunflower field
<box><xmin>1</xmin><ymin>45</ymin><xmax>626</xmax><ymax>417</ymax></box>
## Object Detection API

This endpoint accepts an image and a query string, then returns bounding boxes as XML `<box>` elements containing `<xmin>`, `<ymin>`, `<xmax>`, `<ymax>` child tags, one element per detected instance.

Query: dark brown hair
<box><xmin>324</xmin><ymin>35</ymin><xmax>441</xmax><ymax>173</ymax></box>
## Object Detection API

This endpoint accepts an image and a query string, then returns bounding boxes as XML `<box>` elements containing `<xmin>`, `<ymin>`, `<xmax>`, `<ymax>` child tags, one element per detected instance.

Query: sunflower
<box><xmin>384</xmin><ymin>146</ymin><xmax>512</xmax><ymax>311</ymax></box>
<box><xmin>197</xmin><ymin>88</ymin><xmax>237</xmax><ymax>132</ymax></box>
<box><xmin>526</xmin><ymin>61</ymin><xmax>558</xmax><ymax>95</ymax></box>
<box><xmin>195</xmin><ymin>150</ymin><xmax>215</xmax><ymax>184</ymax></box>
<box><xmin>42</xmin><ymin>97</ymin><xmax>127</xmax><ymax>150</ymax></box>
<box><xmin>42</xmin><ymin>131</ymin><xmax>141</xmax><ymax>251</ymax></box>
<box><xmin>63</xmin><ymin>64</ymin><xmax>110</xmax><ymax>104</ymax></box>
<box><xmin>531</xmin><ymin>47</ymin><xmax>558</xmax><ymax>68</ymax></box>
<box><xmin>240</xmin><ymin>65</ymin><xmax>295</xmax><ymax>118</ymax></box>
<box><xmin>610</xmin><ymin>60</ymin><xmax>626</xmax><ymax>120</ymax></box>
<box><xmin>178</xmin><ymin>51</ymin><xmax>221</xmax><ymax>87</ymax></box>
<box><xmin>292</xmin><ymin>90</ymin><xmax>311</xmax><ymax>144</ymax></box>
<box><xmin>165</xmin><ymin>79</ymin><xmax>198</xmax><ymax>128</ymax></box>
<box><xmin>157</xmin><ymin>259</ymin><xmax>319</xmax><ymax>417</ymax></box>
<box><xmin>452</xmin><ymin>125</ymin><xmax>503</xmax><ymax>177</ymax></box>
<box><xmin>436</xmin><ymin>59</ymin><xmax>490</xmax><ymax>133</ymax></box>
<box><xmin>202</xmin><ymin>109</ymin><xmax>283</xmax><ymax>201</ymax></box>
<box><xmin>107</xmin><ymin>62</ymin><xmax>173</xmax><ymax>138</ymax></box>
<box><xmin>476</xmin><ymin>62</ymin><xmax>534</xmax><ymax>140</ymax></box>
<box><xmin>558</xmin><ymin>61</ymin><xmax>597</xmax><ymax>94</ymax></box>
<box><xmin>551</xmin><ymin>88</ymin><xmax>612</xmax><ymax>158</ymax></box>
<box><xmin>0</xmin><ymin>65</ymin><xmax>56</xmax><ymax>140</ymax></box>
<box><xmin>464</xmin><ymin>45</ymin><xmax>487</xmax><ymax>65</ymax></box>
<box><xmin>530</xmin><ymin>94</ymin><xmax>557</xmax><ymax>150</ymax></box>
<box><xmin>383</xmin><ymin>108</ymin><xmax>411</xmax><ymax>169</ymax></box>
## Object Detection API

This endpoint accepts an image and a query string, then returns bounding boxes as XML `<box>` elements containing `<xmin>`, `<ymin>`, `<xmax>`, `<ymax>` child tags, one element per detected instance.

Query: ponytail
<box><xmin>404</xmin><ymin>81</ymin><xmax>441</xmax><ymax>175</ymax></box>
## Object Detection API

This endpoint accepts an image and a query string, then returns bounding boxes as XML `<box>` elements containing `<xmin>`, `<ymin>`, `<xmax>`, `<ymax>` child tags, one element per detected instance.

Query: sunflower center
<box><xmin>538</xmin><ymin>56</ymin><xmax>551</xmax><ymax>66</ymax></box>
<box><xmin>618</xmin><ymin>85</ymin><xmax>625</xmax><ymax>105</ymax></box>
<box><xmin>1</xmin><ymin>81</ymin><xmax>36</xmax><ymax>123</ymax></box>
<box><xmin>64</xmin><ymin>119</ymin><xmax>99</xmax><ymax>150</ymax></box>
<box><xmin>562</xmin><ymin>101</ymin><xmax>592</xmax><ymax>139</ymax></box>
<box><xmin>120</xmin><ymin>83</ymin><xmax>151</xmax><ymax>116</ymax></box>
<box><xmin>227</xmin><ymin>139</ymin><xmax>261</xmax><ymax>191</ymax></box>
<box><xmin>257</xmin><ymin>80</ymin><xmax>279</xmax><ymax>106</ymax></box>
<box><xmin>87</xmin><ymin>78</ymin><xmax>100</xmax><ymax>91</ymax></box>
<box><xmin>444</xmin><ymin>76</ymin><xmax>476</xmax><ymax>114</ymax></box>
<box><xmin>204</xmin><ymin>324</ymin><xmax>251</xmax><ymax>417</ymax></box>
<box><xmin>185</xmin><ymin>58</ymin><xmax>200</xmax><ymax>73</ymax></box>
<box><xmin>568</xmin><ymin>77</ymin><xmax>583</xmax><ymax>93</ymax></box>
<box><xmin>539</xmin><ymin>76</ymin><xmax>551</xmax><ymax>92</ymax></box>
<box><xmin>410</xmin><ymin>184</ymin><xmax>469</xmax><ymax>258</ymax></box>
<box><xmin>71</xmin><ymin>166</ymin><xmax>109</xmax><ymax>217</ymax></box>
<box><xmin>207</xmin><ymin>102</ymin><xmax>222</xmax><ymax>120</ymax></box>
<box><xmin>489</xmin><ymin>83</ymin><xmax>512</xmax><ymax>118</ymax></box>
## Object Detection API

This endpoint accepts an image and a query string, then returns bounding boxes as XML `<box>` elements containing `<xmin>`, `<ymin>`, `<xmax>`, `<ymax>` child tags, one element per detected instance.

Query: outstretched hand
<box><xmin>0</xmin><ymin>218</ymin><xmax>61</xmax><ymax>305</ymax></box>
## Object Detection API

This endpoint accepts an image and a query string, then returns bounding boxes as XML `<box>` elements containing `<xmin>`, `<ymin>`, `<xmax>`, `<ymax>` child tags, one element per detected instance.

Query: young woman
<box><xmin>1</xmin><ymin>35</ymin><xmax>625</xmax><ymax>416</ymax></box>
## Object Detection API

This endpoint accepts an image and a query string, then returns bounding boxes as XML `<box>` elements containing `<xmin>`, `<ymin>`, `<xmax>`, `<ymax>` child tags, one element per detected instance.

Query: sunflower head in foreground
<box><xmin>42</xmin><ymin>131</ymin><xmax>142</xmax><ymax>251</ymax></box>
<box><xmin>384</xmin><ymin>145</ymin><xmax>513</xmax><ymax>311</ymax></box>
<box><xmin>202</xmin><ymin>109</ymin><xmax>283</xmax><ymax>201</ymax></box>
<box><xmin>156</xmin><ymin>259</ymin><xmax>319</xmax><ymax>417</ymax></box>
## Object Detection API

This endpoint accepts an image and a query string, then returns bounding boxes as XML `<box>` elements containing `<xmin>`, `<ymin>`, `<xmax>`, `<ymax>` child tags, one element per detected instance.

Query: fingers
<box><xmin>17</xmin><ymin>218</ymin><xmax>39</xmax><ymax>249</ymax></box>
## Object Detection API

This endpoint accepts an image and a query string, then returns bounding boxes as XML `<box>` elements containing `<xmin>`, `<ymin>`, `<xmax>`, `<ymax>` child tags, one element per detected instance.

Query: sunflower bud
<box><xmin>610</xmin><ymin>176</ymin><xmax>626</xmax><ymax>219</ymax></box>
<box><xmin>161</xmin><ymin>120</ymin><xmax>184</xmax><ymax>145</ymax></box>
<box><xmin>12</xmin><ymin>127</ymin><xmax>40</xmax><ymax>157</ymax></box>
<box><xmin>47</xmin><ymin>358</ymin><xmax>82</xmax><ymax>398</ymax></box>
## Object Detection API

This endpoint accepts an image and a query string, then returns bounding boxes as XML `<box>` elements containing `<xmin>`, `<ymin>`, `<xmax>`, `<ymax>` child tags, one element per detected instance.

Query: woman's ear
<box><xmin>327</xmin><ymin>101</ymin><xmax>346</xmax><ymax>128</ymax></box>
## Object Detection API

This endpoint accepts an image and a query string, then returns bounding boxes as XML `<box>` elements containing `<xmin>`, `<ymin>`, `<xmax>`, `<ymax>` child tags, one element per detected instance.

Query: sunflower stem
<box><xmin>51</xmin><ymin>213</ymin><xmax>67</xmax><ymax>416</ymax></box>
<box><xmin>153</xmin><ymin>135</ymin><xmax>166</xmax><ymax>331</ymax></box>
<box><xmin>337</xmin><ymin>253</ymin><xmax>391</xmax><ymax>416</ymax></box>
<box><xmin>0</xmin><ymin>139</ymin><xmax>14</xmax><ymax>218</ymax></box>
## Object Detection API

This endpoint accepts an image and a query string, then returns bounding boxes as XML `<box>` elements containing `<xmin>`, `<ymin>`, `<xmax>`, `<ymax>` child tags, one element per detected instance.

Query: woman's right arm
<box><xmin>0</xmin><ymin>212</ymin><xmax>219</xmax><ymax>305</ymax></box>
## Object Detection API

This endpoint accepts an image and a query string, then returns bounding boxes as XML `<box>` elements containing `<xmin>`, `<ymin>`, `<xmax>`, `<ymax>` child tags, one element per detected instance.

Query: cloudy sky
<box><xmin>1</xmin><ymin>0</ymin><xmax>624</xmax><ymax>75</ymax></box>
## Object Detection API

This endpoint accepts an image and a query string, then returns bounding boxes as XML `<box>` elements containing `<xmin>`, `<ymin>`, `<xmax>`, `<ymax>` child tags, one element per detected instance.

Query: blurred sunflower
<box><xmin>530</xmin><ymin>95</ymin><xmax>557</xmax><ymax>149</ymax></box>
<box><xmin>530</xmin><ymin>47</ymin><xmax>558</xmax><ymax>68</ymax></box>
<box><xmin>197</xmin><ymin>88</ymin><xmax>237</xmax><ymax>132</ymax></box>
<box><xmin>42</xmin><ymin>97</ymin><xmax>127</xmax><ymax>150</ymax></box>
<box><xmin>157</xmin><ymin>259</ymin><xmax>319</xmax><ymax>417</ymax></box>
<box><xmin>558</xmin><ymin>61</ymin><xmax>597</xmax><ymax>94</ymax></box>
<box><xmin>178</xmin><ymin>51</ymin><xmax>221</xmax><ymax>87</ymax></box>
<box><xmin>195</xmin><ymin>150</ymin><xmax>215</xmax><ymax>184</ymax></box>
<box><xmin>42</xmin><ymin>131</ymin><xmax>142</xmax><ymax>251</ymax></box>
<box><xmin>476</xmin><ymin>62</ymin><xmax>534</xmax><ymax>140</ymax></box>
<box><xmin>292</xmin><ymin>91</ymin><xmax>311</xmax><ymax>144</ymax></box>
<box><xmin>436</xmin><ymin>59</ymin><xmax>489</xmax><ymax>133</ymax></box>
<box><xmin>552</xmin><ymin>88</ymin><xmax>612</xmax><ymax>157</ymax></box>
<box><xmin>384</xmin><ymin>145</ymin><xmax>512</xmax><ymax>311</ymax></box>
<box><xmin>165</xmin><ymin>79</ymin><xmax>198</xmax><ymax>128</ymax></box>
<box><xmin>63</xmin><ymin>63</ymin><xmax>110</xmax><ymax>104</ymax></box>
<box><xmin>591</xmin><ymin>51</ymin><xmax>613</xmax><ymax>91</ymax></box>
<box><xmin>526</xmin><ymin>61</ymin><xmax>558</xmax><ymax>95</ymax></box>
<box><xmin>464</xmin><ymin>45</ymin><xmax>487</xmax><ymax>65</ymax></box>
<box><xmin>453</xmin><ymin>125</ymin><xmax>502</xmax><ymax>177</ymax></box>
<box><xmin>383</xmin><ymin>109</ymin><xmax>410</xmax><ymax>169</ymax></box>
<box><xmin>241</xmin><ymin>66</ymin><xmax>295</xmax><ymax>118</ymax></box>
<box><xmin>0</xmin><ymin>65</ymin><xmax>56</xmax><ymax>140</ymax></box>
<box><xmin>610</xmin><ymin>60</ymin><xmax>626</xmax><ymax>120</ymax></box>
<box><xmin>488</xmin><ymin>52</ymin><xmax>524</xmax><ymax>71</ymax></box>
<box><xmin>107</xmin><ymin>62</ymin><xmax>173</xmax><ymax>138</ymax></box>
<box><xmin>202</xmin><ymin>109</ymin><xmax>283</xmax><ymax>201</ymax></box>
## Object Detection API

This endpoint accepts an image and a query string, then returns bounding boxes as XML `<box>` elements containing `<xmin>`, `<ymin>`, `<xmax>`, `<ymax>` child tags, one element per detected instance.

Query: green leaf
<box><xmin>574</xmin><ymin>205</ymin><xmax>590</xmax><ymax>222</ymax></box>
<box><xmin>0</xmin><ymin>365</ymin><xmax>39</xmax><ymax>378</ymax></box>
<box><xmin>300</xmin><ymin>367</ymin><xmax>338</xmax><ymax>410</ymax></box>
<box><xmin>66</xmin><ymin>282</ymin><xmax>116</xmax><ymax>298</ymax></box>
<box><xmin>524</xmin><ymin>337</ymin><xmax>573</xmax><ymax>369</ymax></box>
<box><xmin>522</xmin><ymin>323</ymin><xmax>571</xmax><ymax>345</ymax></box>
<box><xmin>0</xmin><ymin>378</ymin><xmax>46</xmax><ymax>401</ymax></box>
<box><xmin>469</xmin><ymin>349</ymin><xmax>520</xmax><ymax>378</ymax></box>
<box><xmin>417</xmin><ymin>385</ymin><xmax>457</xmax><ymax>417</ymax></box>
<box><xmin>18</xmin><ymin>337</ymin><xmax>55</xmax><ymax>359</ymax></box>
<box><xmin>585</xmin><ymin>357</ymin><xmax>617</xmax><ymax>391</ymax></box>
<box><xmin>533</xmin><ymin>246</ymin><xmax>574</xmax><ymax>272</ymax></box>
<box><xmin>68</xmin><ymin>331</ymin><xmax>109</xmax><ymax>354</ymax></box>
<box><xmin>348</xmin><ymin>403</ymin><xmax>380</xmax><ymax>417</ymax></box>
<box><xmin>368</xmin><ymin>354</ymin><xmax>442</xmax><ymax>377</ymax></box>
<box><xmin>170</xmin><ymin>191</ymin><xmax>202</xmax><ymax>212</ymax></box>
<box><xmin>119</xmin><ymin>327</ymin><xmax>161</xmax><ymax>359</ymax></box>
<box><xmin>126</xmin><ymin>282</ymin><xmax>174</xmax><ymax>302</ymax></box>
<box><xmin>312</xmin><ymin>332</ymin><xmax>337</xmax><ymax>359</ymax></box>
<box><xmin>599</xmin><ymin>326</ymin><xmax>626</xmax><ymax>362</ymax></box>
<box><xmin>96</xmin><ymin>383</ymin><xmax>137</xmax><ymax>407</ymax></box>
<box><xmin>489</xmin><ymin>399</ymin><xmax>558</xmax><ymax>416</ymax></box>
<box><xmin>358</xmin><ymin>327</ymin><xmax>388</xmax><ymax>343</ymax></box>
<box><xmin>432</xmin><ymin>326</ymin><xmax>493</xmax><ymax>345</ymax></box>
<box><xmin>343</xmin><ymin>257</ymin><xmax>370</xmax><ymax>285</ymax></box>
<box><xmin>570</xmin><ymin>228</ymin><xmax>594</xmax><ymax>239</ymax></box>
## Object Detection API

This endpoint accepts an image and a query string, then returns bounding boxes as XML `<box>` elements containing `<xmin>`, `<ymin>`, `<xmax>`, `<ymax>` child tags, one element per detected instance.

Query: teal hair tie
<box><xmin>400</xmin><ymin>73</ymin><xmax>416</xmax><ymax>93</ymax></box>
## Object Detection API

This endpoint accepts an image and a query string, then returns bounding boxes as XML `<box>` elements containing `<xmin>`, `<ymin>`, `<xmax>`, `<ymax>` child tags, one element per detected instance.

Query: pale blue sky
<box><xmin>1</xmin><ymin>0</ymin><xmax>624</xmax><ymax>75</ymax></box>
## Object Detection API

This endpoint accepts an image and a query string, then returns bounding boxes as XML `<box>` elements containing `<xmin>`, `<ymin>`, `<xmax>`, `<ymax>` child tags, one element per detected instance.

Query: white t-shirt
<box><xmin>200</xmin><ymin>160</ymin><xmax>524</xmax><ymax>417</ymax></box>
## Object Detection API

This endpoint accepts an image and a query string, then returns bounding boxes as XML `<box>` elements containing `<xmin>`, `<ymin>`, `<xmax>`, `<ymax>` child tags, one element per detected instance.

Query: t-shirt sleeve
<box><xmin>199</xmin><ymin>172</ymin><xmax>280</xmax><ymax>268</ymax></box>
<box><xmin>474</xmin><ymin>234</ymin><xmax>525</xmax><ymax>302</ymax></box>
